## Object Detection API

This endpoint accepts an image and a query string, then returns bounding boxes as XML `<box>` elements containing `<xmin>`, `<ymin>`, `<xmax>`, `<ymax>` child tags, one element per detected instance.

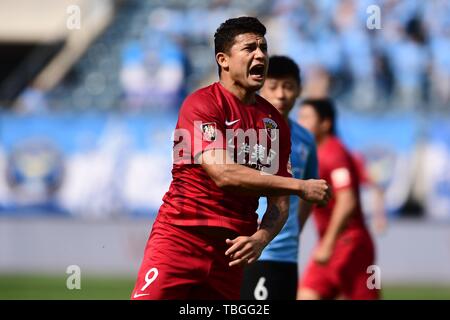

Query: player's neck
<box><xmin>317</xmin><ymin>134</ymin><xmax>331</xmax><ymax>146</ymax></box>
<box><xmin>219</xmin><ymin>79</ymin><xmax>256</xmax><ymax>105</ymax></box>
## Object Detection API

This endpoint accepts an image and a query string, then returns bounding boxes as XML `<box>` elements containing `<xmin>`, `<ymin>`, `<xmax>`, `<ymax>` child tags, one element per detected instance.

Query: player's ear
<box><xmin>216</xmin><ymin>52</ymin><xmax>229</xmax><ymax>73</ymax></box>
<box><xmin>322</xmin><ymin>118</ymin><xmax>332</xmax><ymax>135</ymax></box>
<box><xmin>295</xmin><ymin>83</ymin><xmax>302</xmax><ymax>98</ymax></box>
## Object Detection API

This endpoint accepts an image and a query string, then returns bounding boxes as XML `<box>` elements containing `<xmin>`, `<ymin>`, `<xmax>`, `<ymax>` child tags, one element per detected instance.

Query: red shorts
<box><xmin>300</xmin><ymin>230</ymin><xmax>380</xmax><ymax>300</ymax></box>
<box><xmin>131</xmin><ymin>218</ymin><xmax>244</xmax><ymax>300</ymax></box>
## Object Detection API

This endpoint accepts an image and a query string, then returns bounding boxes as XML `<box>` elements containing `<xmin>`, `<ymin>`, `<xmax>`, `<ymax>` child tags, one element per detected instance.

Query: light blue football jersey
<box><xmin>258</xmin><ymin>119</ymin><xmax>318</xmax><ymax>263</ymax></box>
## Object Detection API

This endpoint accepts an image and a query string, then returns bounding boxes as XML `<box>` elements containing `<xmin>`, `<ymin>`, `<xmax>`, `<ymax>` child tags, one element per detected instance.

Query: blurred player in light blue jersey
<box><xmin>241</xmin><ymin>56</ymin><xmax>318</xmax><ymax>300</ymax></box>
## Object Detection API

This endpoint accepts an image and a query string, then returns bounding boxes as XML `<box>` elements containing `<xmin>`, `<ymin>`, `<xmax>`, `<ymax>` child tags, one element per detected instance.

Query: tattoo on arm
<box><xmin>260</xmin><ymin>203</ymin><xmax>281</xmax><ymax>230</ymax></box>
<box><xmin>299</xmin><ymin>190</ymin><xmax>306</xmax><ymax>199</ymax></box>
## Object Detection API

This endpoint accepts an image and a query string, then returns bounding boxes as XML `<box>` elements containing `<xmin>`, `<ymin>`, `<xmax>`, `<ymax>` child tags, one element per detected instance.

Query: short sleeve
<box><xmin>175</xmin><ymin>92</ymin><xmax>227</xmax><ymax>162</ymax></box>
<box><xmin>327</xmin><ymin>149</ymin><xmax>354</xmax><ymax>191</ymax></box>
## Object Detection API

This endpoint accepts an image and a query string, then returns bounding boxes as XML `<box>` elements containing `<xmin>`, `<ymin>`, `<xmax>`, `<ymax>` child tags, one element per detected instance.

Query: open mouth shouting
<box><xmin>249</xmin><ymin>64</ymin><xmax>266</xmax><ymax>82</ymax></box>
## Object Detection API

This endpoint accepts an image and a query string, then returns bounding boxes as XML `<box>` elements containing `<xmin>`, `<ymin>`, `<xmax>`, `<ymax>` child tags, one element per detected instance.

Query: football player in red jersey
<box><xmin>297</xmin><ymin>98</ymin><xmax>380</xmax><ymax>300</ymax></box>
<box><xmin>131</xmin><ymin>17</ymin><xmax>330</xmax><ymax>300</ymax></box>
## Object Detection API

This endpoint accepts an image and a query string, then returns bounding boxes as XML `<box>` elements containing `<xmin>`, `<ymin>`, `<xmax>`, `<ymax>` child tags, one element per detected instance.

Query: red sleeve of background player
<box><xmin>175</xmin><ymin>91</ymin><xmax>227</xmax><ymax>162</ymax></box>
<box><xmin>326</xmin><ymin>142</ymin><xmax>355</xmax><ymax>192</ymax></box>
<box><xmin>352</xmin><ymin>152</ymin><xmax>372</xmax><ymax>185</ymax></box>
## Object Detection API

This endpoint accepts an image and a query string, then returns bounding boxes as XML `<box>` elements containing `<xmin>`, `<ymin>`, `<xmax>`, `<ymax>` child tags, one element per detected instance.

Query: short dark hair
<box><xmin>301</xmin><ymin>98</ymin><xmax>337</xmax><ymax>135</ymax></box>
<box><xmin>214</xmin><ymin>17</ymin><xmax>266</xmax><ymax>76</ymax></box>
<box><xmin>267</xmin><ymin>56</ymin><xmax>301</xmax><ymax>86</ymax></box>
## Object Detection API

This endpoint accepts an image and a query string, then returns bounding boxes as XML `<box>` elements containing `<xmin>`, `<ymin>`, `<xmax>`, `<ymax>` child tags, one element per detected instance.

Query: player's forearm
<box><xmin>201</xmin><ymin>149</ymin><xmax>329</xmax><ymax>203</ymax></box>
<box><xmin>372</xmin><ymin>187</ymin><xmax>386</xmax><ymax>219</ymax></box>
<box><xmin>216</xmin><ymin>163</ymin><xmax>305</xmax><ymax>197</ymax></box>
<box><xmin>322</xmin><ymin>197</ymin><xmax>356</xmax><ymax>247</ymax></box>
<box><xmin>253</xmin><ymin>196</ymin><xmax>290</xmax><ymax>246</ymax></box>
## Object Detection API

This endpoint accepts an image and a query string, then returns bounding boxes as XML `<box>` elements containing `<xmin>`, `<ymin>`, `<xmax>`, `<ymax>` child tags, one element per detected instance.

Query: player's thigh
<box><xmin>299</xmin><ymin>259</ymin><xmax>339</xmax><ymax>300</ymax></box>
<box><xmin>204</xmin><ymin>249</ymin><xmax>245</xmax><ymax>300</ymax></box>
<box><xmin>345</xmin><ymin>271</ymin><xmax>380</xmax><ymax>300</ymax></box>
<box><xmin>193</xmin><ymin>269</ymin><xmax>243</xmax><ymax>300</ymax></box>
<box><xmin>131</xmin><ymin>221</ymin><xmax>208</xmax><ymax>300</ymax></box>
<box><xmin>297</xmin><ymin>287</ymin><xmax>321</xmax><ymax>300</ymax></box>
<box><xmin>241</xmin><ymin>260</ymin><xmax>297</xmax><ymax>300</ymax></box>
<box><xmin>132</xmin><ymin>259</ymin><xmax>194</xmax><ymax>300</ymax></box>
<box><xmin>341</xmin><ymin>238</ymin><xmax>380</xmax><ymax>300</ymax></box>
<box><xmin>190</xmin><ymin>279</ymin><xmax>241</xmax><ymax>300</ymax></box>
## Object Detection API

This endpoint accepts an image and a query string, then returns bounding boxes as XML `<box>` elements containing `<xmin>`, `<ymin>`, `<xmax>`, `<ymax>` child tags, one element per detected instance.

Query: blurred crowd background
<box><xmin>0</xmin><ymin>0</ymin><xmax>449</xmax><ymax>221</ymax></box>
<box><xmin>11</xmin><ymin>0</ymin><xmax>450</xmax><ymax>113</ymax></box>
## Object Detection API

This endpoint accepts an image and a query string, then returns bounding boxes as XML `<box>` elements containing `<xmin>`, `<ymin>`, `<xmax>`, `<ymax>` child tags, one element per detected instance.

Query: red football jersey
<box><xmin>352</xmin><ymin>152</ymin><xmax>372</xmax><ymax>185</ymax></box>
<box><xmin>313</xmin><ymin>136</ymin><xmax>368</xmax><ymax>238</ymax></box>
<box><xmin>157</xmin><ymin>82</ymin><xmax>292</xmax><ymax>236</ymax></box>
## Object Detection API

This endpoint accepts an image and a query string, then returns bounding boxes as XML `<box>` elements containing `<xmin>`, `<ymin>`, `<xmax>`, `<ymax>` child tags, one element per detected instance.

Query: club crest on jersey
<box><xmin>262</xmin><ymin>118</ymin><xmax>278</xmax><ymax>140</ymax></box>
<box><xmin>201</xmin><ymin>122</ymin><xmax>216</xmax><ymax>141</ymax></box>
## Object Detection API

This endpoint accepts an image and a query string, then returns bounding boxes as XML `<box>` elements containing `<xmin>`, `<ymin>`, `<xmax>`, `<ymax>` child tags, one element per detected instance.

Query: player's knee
<box><xmin>297</xmin><ymin>287</ymin><xmax>321</xmax><ymax>300</ymax></box>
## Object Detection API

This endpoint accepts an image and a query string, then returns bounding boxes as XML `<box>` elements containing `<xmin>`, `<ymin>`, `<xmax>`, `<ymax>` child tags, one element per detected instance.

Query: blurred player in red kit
<box><xmin>297</xmin><ymin>98</ymin><xmax>380</xmax><ymax>300</ymax></box>
<box><xmin>131</xmin><ymin>17</ymin><xmax>330</xmax><ymax>300</ymax></box>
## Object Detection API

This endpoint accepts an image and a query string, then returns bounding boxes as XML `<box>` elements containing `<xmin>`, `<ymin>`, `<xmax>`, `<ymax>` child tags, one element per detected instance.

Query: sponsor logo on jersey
<box><xmin>201</xmin><ymin>122</ymin><xmax>216</xmax><ymax>141</ymax></box>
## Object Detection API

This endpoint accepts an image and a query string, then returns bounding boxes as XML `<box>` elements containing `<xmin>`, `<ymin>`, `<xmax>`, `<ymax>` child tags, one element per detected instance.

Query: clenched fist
<box><xmin>299</xmin><ymin>179</ymin><xmax>331</xmax><ymax>205</ymax></box>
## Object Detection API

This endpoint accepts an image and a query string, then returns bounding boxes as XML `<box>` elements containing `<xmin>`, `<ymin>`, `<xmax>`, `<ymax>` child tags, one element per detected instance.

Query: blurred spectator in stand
<box><xmin>424</xmin><ymin>0</ymin><xmax>450</xmax><ymax>110</ymax></box>
<box><xmin>429</xmin><ymin>26</ymin><xmax>450</xmax><ymax>110</ymax></box>
<box><xmin>120</xmin><ymin>41</ymin><xmax>147</xmax><ymax>112</ymax></box>
<box><xmin>334</xmin><ymin>0</ymin><xmax>376</xmax><ymax>110</ymax></box>
<box><xmin>387</xmin><ymin>18</ymin><xmax>428</xmax><ymax>109</ymax></box>
<box><xmin>302</xmin><ymin>65</ymin><xmax>331</xmax><ymax>99</ymax></box>
<box><xmin>120</xmin><ymin>8</ymin><xmax>189</xmax><ymax>113</ymax></box>
<box><xmin>14</xmin><ymin>86</ymin><xmax>49</xmax><ymax>114</ymax></box>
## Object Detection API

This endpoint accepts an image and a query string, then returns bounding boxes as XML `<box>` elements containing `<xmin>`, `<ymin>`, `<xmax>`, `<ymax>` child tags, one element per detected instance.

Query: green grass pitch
<box><xmin>0</xmin><ymin>274</ymin><xmax>450</xmax><ymax>300</ymax></box>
